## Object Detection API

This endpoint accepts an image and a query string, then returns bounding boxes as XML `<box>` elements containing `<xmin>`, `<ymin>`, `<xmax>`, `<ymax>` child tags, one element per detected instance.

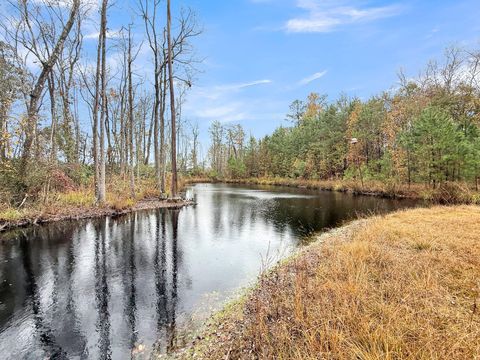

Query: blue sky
<box><xmin>179</xmin><ymin>0</ymin><xmax>479</xmax><ymax>139</ymax></box>
<box><xmin>83</xmin><ymin>0</ymin><xmax>480</xmax><ymax>145</ymax></box>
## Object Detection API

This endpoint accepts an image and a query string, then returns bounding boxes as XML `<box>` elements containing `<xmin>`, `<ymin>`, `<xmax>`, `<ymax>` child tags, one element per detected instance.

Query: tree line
<box><xmin>208</xmin><ymin>47</ymin><xmax>480</xmax><ymax>190</ymax></box>
<box><xmin>0</xmin><ymin>0</ymin><xmax>201</xmax><ymax>207</ymax></box>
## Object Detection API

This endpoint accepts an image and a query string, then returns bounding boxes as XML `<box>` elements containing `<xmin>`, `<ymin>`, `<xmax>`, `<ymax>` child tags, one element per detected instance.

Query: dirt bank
<box><xmin>0</xmin><ymin>198</ymin><xmax>194</xmax><ymax>234</ymax></box>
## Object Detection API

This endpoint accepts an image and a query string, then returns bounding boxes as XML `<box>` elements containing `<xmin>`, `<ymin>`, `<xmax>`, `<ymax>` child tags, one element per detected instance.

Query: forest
<box><xmin>207</xmin><ymin>47</ymin><xmax>480</xmax><ymax>200</ymax></box>
<box><xmin>0</xmin><ymin>0</ymin><xmax>200</xmax><ymax>219</ymax></box>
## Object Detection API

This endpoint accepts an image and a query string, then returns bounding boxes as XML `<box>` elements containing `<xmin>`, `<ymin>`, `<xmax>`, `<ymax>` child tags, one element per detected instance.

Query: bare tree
<box><xmin>140</xmin><ymin>0</ymin><xmax>164</xmax><ymax>194</ymax></box>
<box><xmin>126</xmin><ymin>25</ymin><xmax>142</xmax><ymax>199</ymax></box>
<box><xmin>0</xmin><ymin>42</ymin><xmax>26</xmax><ymax>162</ymax></box>
<box><xmin>2</xmin><ymin>0</ymin><xmax>81</xmax><ymax>183</ymax></box>
<box><xmin>167</xmin><ymin>0</ymin><xmax>177</xmax><ymax>197</ymax></box>
<box><xmin>56</xmin><ymin>13</ymin><xmax>83</xmax><ymax>163</ymax></box>
<box><xmin>91</xmin><ymin>0</ymin><xmax>109</xmax><ymax>203</ymax></box>
<box><xmin>190</xmin><ymin>121</ymin><xmax>199</xmax><ymax>171</ymax></box>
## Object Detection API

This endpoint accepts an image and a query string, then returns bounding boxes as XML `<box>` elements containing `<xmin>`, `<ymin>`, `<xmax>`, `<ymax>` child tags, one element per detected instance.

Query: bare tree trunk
<box><xmin>167</xmin><ymin>0</ymin><xmax>177</xmax><ymax>198</ymax></box>
<box><xmin>92</xmin><ymin>9</ymin><xmax>102</xmax><ymax>200</ymax></box>
<box><xmin>43</xmin><ymin>72</ymin><xmax>57</xmax><ymax>203</ymax></box>
<box><xmin>144</xmin><ymin>107</ymin><xmax>154</xmax><ymax>165</ymax></box>
<box><xmin>105</xmin><ymin>95</ymin><xmax>112</xmax><ymax>166</ymax></box>
<box><xmin>47</xmin><ymin>73</ymin><xmax>57</xmax><ymax>163</ymax></box>
<box><xmin>154</xmin><ymin>71</ymin><xmax>161</xmax><ymax>192</ymax></box>
<box><xmin>119</xmin><ymin>83</ymin><xmax>126</xmax><ymax>176</ymax></box>
<box><xmin>140</xmin><ymin>0</ymin><xmax>163</xmax><ymax>195</ymax></box>
<box><xmin>128</xmin><ymin>26</ymin><xmax>136</xmax><ymax>199</ymax></box>
<box><xmin>160</xmin><ymin>61</ymin><xmax>167</xmax><ymax>194</ymax></box>
<box><xmin>97</xmin><ymin>0</ymin><xmax>108</xmax><ymax>204</ymax></box>
<box><xmin>0</xmin><ymin>105</ymin><xmax>7</xmax><ymax>161</ymax></box>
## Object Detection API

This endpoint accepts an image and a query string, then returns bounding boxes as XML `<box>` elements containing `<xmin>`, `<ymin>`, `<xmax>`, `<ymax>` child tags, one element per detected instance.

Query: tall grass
<box><xmin>188</xmin><ymin>206</ymin><xmax>480</xmax><ymax>359</ymax></box>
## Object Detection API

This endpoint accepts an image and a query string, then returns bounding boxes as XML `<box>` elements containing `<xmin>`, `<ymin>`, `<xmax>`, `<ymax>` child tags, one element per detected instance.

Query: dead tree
<box><xmin>167</xmin><ymin>0</ymin><xmax>178</xmax><ymax>197</ymax></box>
<box><xmin>92</xmin><ymin>0</ymin><xmax>109</xmax><ymax>203</ymax></box>
<box><xmin>127</xmin><ymin>25</ymin><xmax>137</xmax><ymax>199</ymax></box>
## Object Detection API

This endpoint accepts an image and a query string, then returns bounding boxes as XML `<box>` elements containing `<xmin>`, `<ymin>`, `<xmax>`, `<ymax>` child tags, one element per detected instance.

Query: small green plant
<box><xmin>0</xmin><ymin>208</ymin><xmax>24</xmax><ymax>222</ymax></box>
<box><xmin>57</xmin><ymin>191</ymin><xmax>95</xmax><ymax>207</ymax></box>
<box><xmin>471</xmin><ymin>193</ymin><xmax>480</xmax><ymax>204</ymax></box>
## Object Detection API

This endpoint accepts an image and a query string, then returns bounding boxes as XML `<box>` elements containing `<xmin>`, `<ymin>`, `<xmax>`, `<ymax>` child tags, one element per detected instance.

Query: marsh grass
<box><xmin>212</xmin><ymin>177</ymin><xmax>480</xmax><ymax>204</ymax></box>
<box><xmin>189</xmin><ymin>206</ymin><xmax>480</xmax><ymax>359</ymax></box>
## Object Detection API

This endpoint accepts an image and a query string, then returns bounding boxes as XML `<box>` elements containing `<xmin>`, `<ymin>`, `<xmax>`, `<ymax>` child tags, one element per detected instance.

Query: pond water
<box><xmin>0</xmin><ymin>183</ymin><xmax>418</xmax><ymax>359</ymax></box>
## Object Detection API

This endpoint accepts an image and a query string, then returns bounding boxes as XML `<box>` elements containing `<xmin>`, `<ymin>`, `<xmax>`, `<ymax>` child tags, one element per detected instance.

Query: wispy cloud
<box><xmin>184</xmin><ymin>79</ymin><xmax>276</xmax><ymax>123</ymax></box>
<box><xmin>192</xmin><ymin>79</ymin><xmax>272</xmax><ymax>101</ymax></box>
<box><xmin>197</xmin><ymin>105</ymin><xmax>250</xmax><ymax>123</ymax></box>
<box><xmin>425</xmin><ymin>27</ymin><xmax>440</xmax><ymax>39</ymax></box>
<box><xmin>298</xmin><ymin>70</ymin><xmax>327</xmax><ymax>85</ymax></box>
<box><xmin>285</xmin><ymin>0</ymin><xmax>404</xmax><ymax>33</ymax></box>
<box><xmin>218</xmin><ymin>79</ymin><xmax>272</xmax><ymax>91</ymax></box>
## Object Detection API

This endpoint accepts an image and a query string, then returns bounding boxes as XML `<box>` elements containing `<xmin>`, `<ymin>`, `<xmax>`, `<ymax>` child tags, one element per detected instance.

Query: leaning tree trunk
<box><xmin>19</xmin><ymin>0</ymin><xmax>80</xmax><ymax>184</ymax></box>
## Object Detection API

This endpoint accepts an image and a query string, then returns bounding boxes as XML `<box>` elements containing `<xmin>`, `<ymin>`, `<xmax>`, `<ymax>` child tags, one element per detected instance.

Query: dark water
<box><xmin>0</xmin><ymin>183</ymin><xmax>418</xmax><ymax>359</ymax></box>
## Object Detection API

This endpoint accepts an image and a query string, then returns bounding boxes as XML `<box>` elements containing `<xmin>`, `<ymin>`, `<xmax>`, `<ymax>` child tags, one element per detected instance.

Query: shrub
<box><xmin>108</xmin><ymin>197</ymin><xmax>135</xmax><ymax>211</ymax></box>
<box><xmin>430</xmin><ymin>181</ymin><xmax>472</xmax><ymax>204</ymax></box>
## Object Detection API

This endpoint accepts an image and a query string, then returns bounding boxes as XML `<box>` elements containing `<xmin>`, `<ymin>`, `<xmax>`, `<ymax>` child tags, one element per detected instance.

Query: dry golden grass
<box><xmin>189</xmin><ymin>206</ymin><xmax>480</xmax><ymax>359</ymax></box>
<box><xmin>0</xmin><ymin>174</ymin><xmax>191</xmax><ymax>230</ymax></box>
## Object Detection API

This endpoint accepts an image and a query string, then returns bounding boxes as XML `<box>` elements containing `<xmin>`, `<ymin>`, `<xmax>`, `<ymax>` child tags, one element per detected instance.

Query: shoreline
<box><xmin>156</xmin><ymin>218</ymin><xmax>366</xmax><ymax>359</ymax></box>
<box><xmin>0</xmin><ymin>198</ymin><xmax>194</xmax><ymax>235</ymax></box>
<box><xmin>220</xmin><ymin>178</ymin><xmax>415</xmax><ymax>199</ymax></box>
<box><xmin>187</xmin><ymin>177</ymin><xmax>480</xmax><ymax>203</ymax></box>
<box><xmin>163</xmin><ymin>205</ymin><xmax>480</xmax><ymax>359</ymax></box>
<box><xmin>3</xmin><ymin>177</ymin><xmax>476</xmax><ymax>234</ymax></box>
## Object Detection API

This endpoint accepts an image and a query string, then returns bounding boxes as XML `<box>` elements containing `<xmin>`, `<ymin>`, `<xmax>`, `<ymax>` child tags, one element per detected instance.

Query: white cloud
<box><xmin>84</xmin><ymin>29</ymin><xmax>123</xmax><ymax>40</ymax></box>
<box><xmin>191</xmin><ymin>79</ymin><xmax>272</xmax><ymax>101</ymax></box>
<box><xmin>217</xmin><ymin>79</ymin><xmax>272</xmax><ymax>91</ymax></box>
<box><xmin>285</xmin><ymin>0</ymin><xmax>403</xmax><ymax>33</ymax></box>
<box><xmin>184</xmin><ymin>79</ymin><xmax>277</xmax><ymax>123</ymax></box>
<box><xmin>298</xmin><ymin>70</ymin><xmax>327</xmax><ymax>85</ymax></box>
<box><xmin>196</xmin><ymin>103</ymin><xmax>244</xmax><ymax>119</ymax></box>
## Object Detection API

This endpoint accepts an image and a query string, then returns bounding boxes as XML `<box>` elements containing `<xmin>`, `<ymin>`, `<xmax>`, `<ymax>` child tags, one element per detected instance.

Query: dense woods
<box><xmin>0</xmin><ymin>0</ymin><xmax>200</xmax><ymax>214</ymax></box>
<box><xmin>208</xmin><ymin>47</ymin><xmax>480</xmax><ymax>194</ymax></box>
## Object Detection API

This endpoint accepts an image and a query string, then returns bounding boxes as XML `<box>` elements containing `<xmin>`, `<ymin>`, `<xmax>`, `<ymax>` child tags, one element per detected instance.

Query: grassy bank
<box><xmin>0</xmin><ymin>176</ymin><xmax>192</xmax><ymax>233</ymax></box>
<box><xmin>180</xmin><ymin>206</ymin><xmax>480</xmax><ymax>359</ymax></box>
<box><xmin>197</xmin><ymin>176</ymin><xmax>480</xmax><ymax>204</ymax></box>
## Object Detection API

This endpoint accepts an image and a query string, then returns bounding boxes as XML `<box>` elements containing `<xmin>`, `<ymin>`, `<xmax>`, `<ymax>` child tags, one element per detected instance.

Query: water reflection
<box><xmin>21</xmin><ymin>236</ymin><xmax>69</xmax><ymax>359</ymax></box>
<box><xmin>0</xmin><ymin>184</ymin><xmax>418</xmax><ymax>359</ymax></box>
<box><xmin>94</xmin><ymin>221</ymin><xmax>111</xmax><ymax>359</ymax></box>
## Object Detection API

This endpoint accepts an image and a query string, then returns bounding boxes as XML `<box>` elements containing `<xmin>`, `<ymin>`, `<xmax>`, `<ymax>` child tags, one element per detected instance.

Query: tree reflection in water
<box><xmin>94</xmin><ymin>220</ymin><xmax>111</xmax><ymax>359</ymax></box>
<box><xmin>0</xmin><ymin>184</ymin><xmax>418</xmax><ymax>359</ymax></box>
